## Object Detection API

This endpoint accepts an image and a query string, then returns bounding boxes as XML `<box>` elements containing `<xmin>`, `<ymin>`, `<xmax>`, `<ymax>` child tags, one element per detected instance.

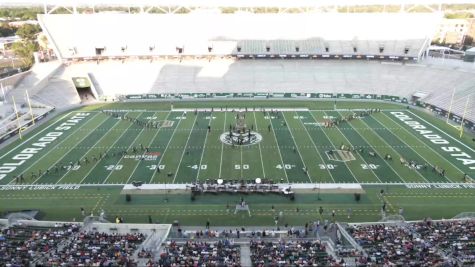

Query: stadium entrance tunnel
<box><xmin>72</xmin><ymin>77</ymin><xmax>97</xmax><ymax>102</ymax></box>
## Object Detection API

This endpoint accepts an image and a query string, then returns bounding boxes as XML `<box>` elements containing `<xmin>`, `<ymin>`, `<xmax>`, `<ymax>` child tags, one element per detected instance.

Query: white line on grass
<box><xmin>294</xmin><ymin>111</ymin><xmax>335</xmax><ymax>182</ymax></box>
<box><xmin>125</xmin><ymin>112</ymin><xmax>172</xmax><ymax>184</ymax></box>
<box><xmin>327</xmin><ymin>111</ymin><xmax>382</xmax><ymax>183</ymax></box>
<box><xmin>268</xmin><ymin>113</ymin><xmax>289</xmax><ymax>183</ymax></box>
<box><xmin>282</xmin><ymin>112</ymin><xmax>312</xmax><ymax>183</ymax></box>
<box><xmin>20</xmin><ymin>113</ymin><xmax>106</xmax><ymax>185</ymax></box>
<box><xmin>240</xmin><ymin>143</ymin><xmax>243</xmax><ymax>178</ymax></box>
<box><xmin>335</xmin><ymin>111</ymin><xmax>407</xmax><ymax>183</ymax></box>
<box><xmin>147</xmin><ymin>112</ymin><xmax>185</xmax><ymax>184</ymax></box>
<box><xmin>0</xmin><ymin>112</ymin><xmax>73</xmax><ymax>161</ymax></box>
<box><xmin>195</xmin><ymin>114</ymin><xmax>213</xmax><ymax>182</ymax></box>
<box><xmin>218</xmin><ymin>112</ymin><xmax>227</xmax><ymax>178</ymax></box>
<box><xmin>253</xmin><ymin>112</ymin><xmax>266</xmax><ymax>179</ymax></box>
<box><xmin>358</xmin><ymin>117</ymin><xmax>430</xmax><ymax>183</ymax></box>
<box><xmin>308</xmin><ymin>111</ymin><xmax>361</xmax><ymax>183</ymax></box>
<box><xmin>75</xmin><ymin>112</ymin><xmax>140</xmax><ymax>185</ymax></box>
<box><xmin>382</xmin><ymin>112</ymin><xmax>467</xmax><ymax>182</ymax></box>
<box><xmin>102</xmin><ymin>112</ymin><xmax>152</xmax><ymax>184</ymax></box>
<box><xmin>56</xmin><ymin>113</ymin><xmax>130</xmax><ymax>184</ymax></box>
<box><xmin>172</xmin><ymin>114</ymin><xmax>199</xmax><ymax>184</ymax></box>
<box><xmin>408</xmin><ymin>111</ymin><xmax>475</xmax><ymax>153</ymax></box>
<box><xmin>374</xmin><ymin>114</ymin><xmax>451</xmax><ymax>182</ymax></box>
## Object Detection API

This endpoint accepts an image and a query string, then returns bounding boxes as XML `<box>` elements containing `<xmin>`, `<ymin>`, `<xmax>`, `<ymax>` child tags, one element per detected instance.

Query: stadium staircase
<box><xmin>239</xmin><ymin>244</ymin><xmax>253</xmax><ymax>267</ymax></box>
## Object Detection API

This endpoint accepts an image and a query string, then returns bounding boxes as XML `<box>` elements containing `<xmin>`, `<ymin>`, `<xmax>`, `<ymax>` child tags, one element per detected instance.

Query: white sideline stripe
<box><xmin>57</xmin><ymin>114</ymin><xmax>127</xmax><ymax>185</ymax></box>
<box><xmin>122</xmin><ymin>183</ymin><xmax>364</xmax><ymax>190</ymax></box>
<box><xmin>375</xmin><ymin>114</ymin><xmax>451</xmax><ymax>183</ymax></box>
<box><xmin>0</xmin><ymin>112</ymin><xmax>73</xmax><ymax>161</ymax></box>
<box><xmin>172</xmin><ymin>108</ymin><xmax>309</xmax><ymax>112</ymax></box>
<box><xmin>1</xmin><ymin>182</ymin><xmax>473</xmax><ymax>189</ymax></box>
<box><xmin>382</xmin><ymin>112</ymin><xmax>472</xmax><ymax>182</ymax></box>
<box><xmin>408</xmin><ymin>110</ymin><xmax>475</xmax><ymax>154</ymax></box>
<box><xmin>16</xmin><ymin>113</ymin><xmax>105</xmax><ymax>185</ymax></box>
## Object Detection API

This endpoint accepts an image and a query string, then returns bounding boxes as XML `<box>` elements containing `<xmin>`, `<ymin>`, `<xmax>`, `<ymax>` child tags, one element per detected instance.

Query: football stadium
<box><xmin>0</xmin><ymin>0</ymin><xmax>475</xmax><ymax>266</ymax></box>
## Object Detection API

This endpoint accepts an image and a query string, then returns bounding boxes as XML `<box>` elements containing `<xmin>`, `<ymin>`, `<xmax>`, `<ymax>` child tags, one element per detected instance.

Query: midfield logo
<box><xmin>219</xmin><ymin>132</ymin><xmax>263</xmax><ymax>146</ymax></box>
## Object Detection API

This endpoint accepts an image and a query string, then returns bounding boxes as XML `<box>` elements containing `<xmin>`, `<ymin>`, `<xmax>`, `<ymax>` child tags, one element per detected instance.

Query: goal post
<box><xmin>445</xmin><ymin>88</ymin><xmax>471</xmax><ymax>139</ymax></box>
<box><xmin>459</xmin><ymin>95</ymin><xmax>471</xmax><ymax>138</ymax></box>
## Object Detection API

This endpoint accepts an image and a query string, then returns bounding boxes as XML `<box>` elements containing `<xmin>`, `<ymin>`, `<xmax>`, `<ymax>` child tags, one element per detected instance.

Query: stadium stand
<box><xmin>250</xmin><ymin>240</ymin><xmax>335</xmax><ymax>266</ymax></box>
<box><xmin>346</xmin><ymin>219</ymin><xmax>475</xmax><ymax>266</ymax></box>
<box><xmin>38</xmin><ymin>13</ymin><xmax>439</xmax><ymax>60</ymax></box>
<box><xmin>159</xmin><ymin>240</ymin><xmax>241</xmax><ymax>266</ymax></box>
<box><xmin>0</xmin><ymin>219</ymin><xmax>171</xmax><ymax>267</ymax></box>
<box><xmin>0</xmin><ymin>223</ymin><xmax>80</xmax><ymax>266</ymax></box>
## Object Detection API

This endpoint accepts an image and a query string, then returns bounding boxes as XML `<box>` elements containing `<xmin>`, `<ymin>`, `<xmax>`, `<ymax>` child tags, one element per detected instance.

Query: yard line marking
<box><xmin>361</xmin><ymin>119</ymin><xmax>430</xmax><ymax>183</ymax></box>
<box><xmin>103</xmin><ymin>112</ymin><xmax>151</xmax><ymax>184</ymax></box>
<box><xmin>253</xmin><ymin>112</ymin><xmax>266</xmax><ymax>179</ymax></box>
<box><xmin>294</xmin><ymin>111</ymin><xmax>335</xmax><ymax>182</ymax></box>
<box><xmin>125</xmin><ymin>112</ymin><xmax>171</xmax><ymax>184</ymax></box>
<box><xmin>328</xmin><ymin>111</ymin><xmax>382</xmax><ymax>183</ymax></box>
<box><xmin>23</xmin><ymin>113</ymin><xmax>106</xmax><ymax>185</ymax></box>
<box><xmin>196</xmin><ymin>114</ymin><xmax>213</xmax><ymax>182</ymax></box>
<box><xmin>383</xmin><ymin>112</ymin><xmax>468</xmax><ymax>182</ymax></box>
<box><xmin>282</xmin><ymin>112</ymin><xmax>312</xmax><ymax>183</ymax></box>
<box><xmin>240</xmin><ymin>141</ymin><xmax>243</xmax><ymax>178</ymax></box>
<box><xmin>308</xmin><ymin>111</ymin><xmax>361</xmax><ymax>183</ymax></box>
<box><xmin>147</xmin><ymin>111</ymin><xmax>184</xmax><ymax>184</ymax></box>
<box><xmin>356</xmin><ymin>117</ymin><xmax>430</xmax><ymax>183</ymax></box>
<box><xmin>56</xmin><ymin>113</ymin><xmax>130</xmax><ymax>184</ymax></box>
<box><xmin>408</xmin><ymin>111</ymin><xmax>475</xmax><ymax>153</ymax></box>
<box><xmin>172</xmin><ymin>114</ymin><xmax>199</xmax><ymax>184</ymax></box>
<box><xmin>0</xmin><ymin>111</ymin><xmax>73</xmax><ymax>161</ymax></box>
<box><xmin>338</xmin><ymin>112</ymin><xmax>407</xmax><ymax>183</ymax></box>
<box><xmin>218</xmin><ymin>112</ymin><xmax>227</xmax><ymax>178</ymax></box>
<box><xmin>77</xmin><ymin>112</ymin><xmax>141</xmax><ymax>185</ymax></box>
<box><xmin>267</xmin><ymin>113</ymin><xmax>289</xmax><ymax>183</ymax></box>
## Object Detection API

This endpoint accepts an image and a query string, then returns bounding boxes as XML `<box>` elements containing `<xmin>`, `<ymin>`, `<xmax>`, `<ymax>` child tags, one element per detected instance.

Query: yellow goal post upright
<box><xmin>446</xmin><ymin>87</ymin><xmax>456</xmax><ymax>125</ymax></box>
<box><xmin>445</xmin><ymin>87</ymin><xmax>470</xmax><ymax>138</ymax></box>
<box><xmin>459</xmin><ymin>95</ymin><xmax>471</xmax><ymax>139</ymax></box>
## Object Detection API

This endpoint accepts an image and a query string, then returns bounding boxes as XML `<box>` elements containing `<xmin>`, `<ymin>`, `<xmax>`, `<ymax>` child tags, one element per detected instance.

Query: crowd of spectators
<box><xmin>0</xmin><ymin>223</ymin><xmax>80</xmax><ymax>266</ymax></box>
<box><xmin>38</xmin><ymin>232</ymin><xmax>147</xmax><ymax>266</ymax></box>
<box><xmin>157</xmin><ymin>240</ymin><xmax>240</xmax><ymax>267</ymax></box>
<box><xmin>347</xmin><ymin>220</ymin><xmax>475</xmax><ymax>266</ymax></box>
<box><xmin>250</xmin><ymin>239</ymin><xmax>335</xmax><ymax>267</ymax></box>
<box><xmin>413</xmin><ymin>220</ymin><xmax>475</xmax><ymax>265</ymax></box>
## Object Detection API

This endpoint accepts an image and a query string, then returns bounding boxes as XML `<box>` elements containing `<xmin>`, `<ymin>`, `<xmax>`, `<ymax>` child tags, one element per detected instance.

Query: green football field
<box><xmin>0</xmin><ymin>100</ymin><xmax>474</xmax><ymax>225</ymax></box>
